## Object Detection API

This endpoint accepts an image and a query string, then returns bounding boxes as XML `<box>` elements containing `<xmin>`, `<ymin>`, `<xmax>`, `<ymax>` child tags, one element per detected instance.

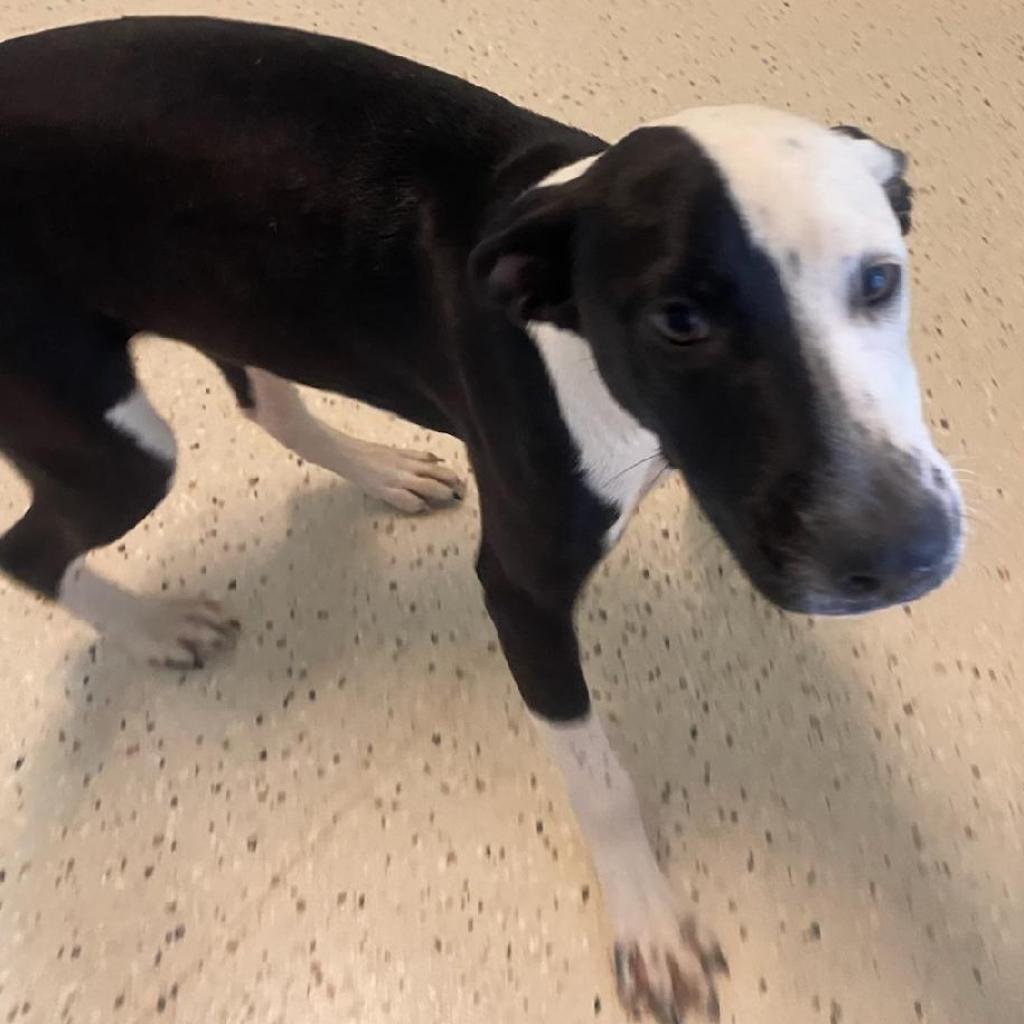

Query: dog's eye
<box><xmin>651</xmin><ymin>301</ymin><xmax>710</xmax><ymax>345</ymax></box>
<box><xmin>859</xmin><ymin>261</ymin><xmax>901</xmax><ymax>307</ymax></box>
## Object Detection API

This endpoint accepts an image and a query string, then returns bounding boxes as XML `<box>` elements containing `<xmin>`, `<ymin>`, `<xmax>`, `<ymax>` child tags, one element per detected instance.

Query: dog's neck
<box><xmin>489</xmin><ymin>135</ymin><xmax>606</xmax><ymax>210</ymax></box>
<box><xmin>528</xmin><ymin>322</ymin><xmax>667</xmax><ymax>546</ymax></box>
<box><xmin>516</xmin><ymin>148</ymin><xmax>667</xmax><ymax>545</ymax></box>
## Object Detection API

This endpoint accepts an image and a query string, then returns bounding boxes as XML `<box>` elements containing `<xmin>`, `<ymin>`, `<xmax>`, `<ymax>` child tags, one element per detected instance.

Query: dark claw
<box><xmin>651</xmin><ymin>990</ymin><xmax>679</xmax><ymax>1024</ymax></box>
<box><xmin>703</xmin><ymin>943</ymin><xmax>730</xmax><ymax>978</ymax></box>
<box><xmin>157</xmin><ymin>656</ymin><xmax>202</xmax><ymax>671</ymax></box>
<box><xmin>706</xmin><ymin>989</ymin><xmax>721</xmax><ymax>1022</ymax></box>
<box><xmin>614</xmin><ymin>944</ymin><xmax>642</xmax><ymax>1019</ymax></box>
<box><xmin>647</xmin><ymin>990</ymin><xmax>679</xmax><ymax>1024</ymax></box>
<box><xmin>667</xmin><ymin>954</ymin><xmax>700</xmax><ymax>1020</ymax></box>
<box><xmin>184</xmin><ymin>612</ymin><xmax>237</xmax><ymax>642</ymax></box>
<box><xmin>629</xmin><ymin>944</ymin><xmax>652</xmax><ymax>1000</ymax></box>
<box><xmin>177</xmin><ymin>638</ymin><xmax>203</xmax><ymax>668</ymax></box>
<box><xmin>613</xmin><ymin>943</ymin><xmax>629</xmax><ymax>989</ymax></box>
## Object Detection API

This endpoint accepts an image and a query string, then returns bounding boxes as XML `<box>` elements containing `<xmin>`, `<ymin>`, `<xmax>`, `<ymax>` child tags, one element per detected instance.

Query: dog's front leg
<box><xmin>538</xmin><ymin>711</ymin><xmax>728</xmax><ymax>1023</ymax></box>
<box><xmin>477</xmin><ymin>543</ymin><xmax>728</xmax><ymax>1024</ymax></box>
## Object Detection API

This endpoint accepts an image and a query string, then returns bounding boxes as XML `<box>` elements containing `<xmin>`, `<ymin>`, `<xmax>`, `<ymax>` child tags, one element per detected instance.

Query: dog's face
<box><xmin>472</xmin><ymin>105</ymin><xmax>963</xmax><ymax>615</ymax></box>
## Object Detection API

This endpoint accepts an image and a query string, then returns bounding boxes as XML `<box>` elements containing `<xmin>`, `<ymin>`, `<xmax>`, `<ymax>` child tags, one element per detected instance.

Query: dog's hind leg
<box><xmin>0</xmin><ymin>271</ymin><xmax>238</xmax><ymax>668</ymax></box>
<box><xmin>219</xmin><ymin>364</ymin><xmax>463</xmax><ymax>513</ymax></box>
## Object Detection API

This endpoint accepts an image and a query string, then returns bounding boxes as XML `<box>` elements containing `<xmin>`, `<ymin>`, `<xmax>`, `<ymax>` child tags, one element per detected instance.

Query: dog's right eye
<box><xmin>858</xmin><ymin>261</ymin><xmax>902</xmax><ymax>308</ymax></box>
<box><xmin>650</xmin><ymin>301</ymin><xmax>711</xmax><ymax>346</ymax></box>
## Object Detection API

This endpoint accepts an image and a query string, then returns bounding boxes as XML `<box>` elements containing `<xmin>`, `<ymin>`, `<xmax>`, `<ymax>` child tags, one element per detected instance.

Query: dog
<box><xmin>0</xmin><ymin>17</ymin><xmax>963</xmax><ymax>1023</ymax></box>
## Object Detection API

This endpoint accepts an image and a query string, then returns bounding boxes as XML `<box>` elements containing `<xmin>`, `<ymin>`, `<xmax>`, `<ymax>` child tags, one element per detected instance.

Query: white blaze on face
<box><xmin>651</xmin><ymin>106</ymin><xmax>940</xmax><ymax>469</ymax></box>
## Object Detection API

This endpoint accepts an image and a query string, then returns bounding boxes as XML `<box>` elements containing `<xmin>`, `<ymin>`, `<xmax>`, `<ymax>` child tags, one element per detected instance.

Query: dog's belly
<box><xmin>255</xmin><ymin>353</ymin><xmax>462</xmax><ymax>439</ymax></box>
<box><xmin>2</xmin><ymin>187</ymin><xmax>463</xmax><ymax>437</ymax></box>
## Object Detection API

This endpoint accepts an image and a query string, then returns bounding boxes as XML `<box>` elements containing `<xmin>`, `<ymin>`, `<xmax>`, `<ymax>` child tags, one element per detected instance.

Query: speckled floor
<box><xmin>1</xmin><ymin>2</ymin><xmax>1022</xmax><ymax>1023</ymax></box>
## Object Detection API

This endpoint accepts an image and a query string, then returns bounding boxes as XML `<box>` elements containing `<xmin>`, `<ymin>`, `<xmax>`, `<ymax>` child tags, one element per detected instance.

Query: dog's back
<box><xmin>0</xmin><ymin>18</ymin><xmax>544</xmax><ymax>368</ymax></box>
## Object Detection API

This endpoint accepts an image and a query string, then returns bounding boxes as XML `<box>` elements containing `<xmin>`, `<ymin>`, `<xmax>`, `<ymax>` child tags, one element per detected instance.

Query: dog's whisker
<box><xmin>961</xmin><ymin>502</ymin><xmax>994</xmax><ymax>523</ymax></box>
<box><xmin>606</xmin><ymin>451</ymin><xmax>665</xmax><ymax>486</ymax></box>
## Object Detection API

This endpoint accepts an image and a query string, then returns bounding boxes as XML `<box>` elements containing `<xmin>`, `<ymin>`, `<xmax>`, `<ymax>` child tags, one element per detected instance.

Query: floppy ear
<box><xmin>831</xmin><ymin>124</ymin><xmax>913</xmax><ymax>235</ymax></box>
<box><xmin>469</xmin><ymin>184</ymin><xmax>584</xmax><ymax>329</ymax></box>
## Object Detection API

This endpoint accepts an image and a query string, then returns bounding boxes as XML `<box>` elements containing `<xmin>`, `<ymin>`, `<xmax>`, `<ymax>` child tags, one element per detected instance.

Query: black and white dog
<box><xmin>0</xmin><ymin>17</ymin><xmax>962</xmax><ymax>1023</ymax></box>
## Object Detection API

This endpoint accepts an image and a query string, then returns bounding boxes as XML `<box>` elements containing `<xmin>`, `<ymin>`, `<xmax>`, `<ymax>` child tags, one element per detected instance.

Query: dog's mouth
<box><xmin>743</xmin><ymin>551</ymin><xmax>961</xmax><ymax>617</ymax></box>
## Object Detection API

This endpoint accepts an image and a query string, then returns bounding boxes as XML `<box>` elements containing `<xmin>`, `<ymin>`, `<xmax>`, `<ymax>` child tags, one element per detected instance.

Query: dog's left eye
<box><xmin>859</xmin><ymin>261</ymin><xmax>901</xmax><ymax>307</ymax></box>
<box><xmin>650</xmin><ymin>301</ymin><xmax>711</xmax><ymax>345</ymax></box>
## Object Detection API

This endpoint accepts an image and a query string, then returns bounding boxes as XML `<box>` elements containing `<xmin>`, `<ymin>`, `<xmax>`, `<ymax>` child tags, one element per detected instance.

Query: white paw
<box><xmin>118</xmin><ymin>597</ymin><xmax>241</xmax><ymax>670</ymax></box>
<box><xmin>349</xmin><ymin>441</ymin><xmax>465</xmax><ymax>514</ymax></box>
<box><xmin>613</xmin><ymin>913</ymin><xmax>727</xmax><ymax>1023</ymax></box>
<box><xmin>602</xmin><ymin>868</ymin><xmax>727</xmax><ymax>1023</ymax></box>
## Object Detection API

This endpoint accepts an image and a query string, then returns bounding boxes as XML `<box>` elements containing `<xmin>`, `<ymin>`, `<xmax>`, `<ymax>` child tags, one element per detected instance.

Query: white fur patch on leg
<box><xmin>534</xmin><ymin>711</ymin><xmax>727</xmax><ymax>1021</ymax></box>
<box><xmin>105</xmin><ymin>388</ymin><xmax>177</xmax><ymax>462</ymax></box>
<box><xmin>59</xmin><ymin>559</ymin><xmax>139</xmax><ymax>630</ymax></box>
<box><xmin>244</xmin><ymin>367</ymin><xmax>463</xmax><ymax>513</ymax></box>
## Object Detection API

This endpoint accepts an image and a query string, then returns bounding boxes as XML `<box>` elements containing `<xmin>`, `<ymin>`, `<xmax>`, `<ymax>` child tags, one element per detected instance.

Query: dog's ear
<box><xmin>831</xmin><ymin>124</ymin><xmax>913</xmax><ymax>235</ymax></box>
<box><xmin>469</xmin><ymin>183</ymin><xmax>585</xmax><ymax>329</ymax></box>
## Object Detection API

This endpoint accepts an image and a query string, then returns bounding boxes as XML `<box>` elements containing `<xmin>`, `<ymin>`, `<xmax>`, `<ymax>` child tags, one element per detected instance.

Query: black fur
<box><xmin>0</xmin><ymin>16</ymin><xmax>612</xmax><ymax>719</ymax></box>
<box><xmin>831</xmin><ymin>124</ymin><xmax>913</xmax><ymax>234</ymax></box>
<box><xmin>0</xmin><ymin>18</ymin><xmax>953</xmax><ymax>720</ymax></box>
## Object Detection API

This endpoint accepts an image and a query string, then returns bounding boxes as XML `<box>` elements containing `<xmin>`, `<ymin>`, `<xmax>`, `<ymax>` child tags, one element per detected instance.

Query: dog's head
<box><xmin>472</xmin><ymin>105</ymin><xmax>963</xmax><ymax>615</ymax></box>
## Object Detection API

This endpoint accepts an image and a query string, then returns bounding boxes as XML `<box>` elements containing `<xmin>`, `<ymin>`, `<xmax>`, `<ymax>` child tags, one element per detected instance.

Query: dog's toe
<box><xmin>362</xmin><ymin>446</ymin><xmax>465</xmax><ymax>511</ymax></box>
<box><xmin>377</xmin><ymin>487</ymin><xmax>429</xmax><ymax>514</ymax></box>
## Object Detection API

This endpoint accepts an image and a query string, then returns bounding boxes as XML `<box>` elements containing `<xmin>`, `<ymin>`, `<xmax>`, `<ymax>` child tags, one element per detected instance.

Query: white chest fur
<box><xmin>528</xmin><ymin>322</ymin><xmax>667</xmax><ymax>546</ymax></box>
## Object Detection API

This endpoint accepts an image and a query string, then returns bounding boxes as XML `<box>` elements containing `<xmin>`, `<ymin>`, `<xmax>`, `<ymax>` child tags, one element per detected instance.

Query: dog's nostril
<box><xmin>842</xmin><ymin>573</ymin><xmax>883</xmax><ymax>596</ymax></box>
<box><xmin>819</xmin><ymin>496</ymin><xmax>957</xmax><ymax>609</ymax></box>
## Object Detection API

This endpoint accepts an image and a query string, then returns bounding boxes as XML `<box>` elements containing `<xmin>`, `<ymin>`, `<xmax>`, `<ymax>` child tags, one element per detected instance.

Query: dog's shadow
<box><xmin>18</xmin><ymin>480</ymin><xmax>486</xmax><ymax>841</ymax></box>
<box><xmin>21</xmin><ymin>472</ymin><xmax>1001</xmax><ymax>1020</ymax></box>
<box><xmin>595</xmin><ymin>483</ymin><xmax>1003</xmax><ymax>1019</ymax></box>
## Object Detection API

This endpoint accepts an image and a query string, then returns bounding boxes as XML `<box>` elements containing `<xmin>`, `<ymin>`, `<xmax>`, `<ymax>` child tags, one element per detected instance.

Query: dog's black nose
<box><xmin>828</xmin><ymin>498</ymin><xmax>956</xmax><ymax>607</ymax></box>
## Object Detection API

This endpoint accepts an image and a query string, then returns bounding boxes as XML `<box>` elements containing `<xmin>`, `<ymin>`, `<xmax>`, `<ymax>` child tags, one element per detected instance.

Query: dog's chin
<box><xmin>769</xmin><ymin>590</ymin><xmax>893</xmax><ymax>618</ymax></box>
<box><xmin>735</xmin><ymin>569</ymin><xmax>827</xmax><ymax>616</ymax></box>
<box><xmin>737</xmin><ymin>559</ymin><xmax>957</xmax><ymax>618</ymax></box>
<box><xmin>743</xmin><ymin>574</ymin><xmax>893</xmax><ymax>618</ymax></box>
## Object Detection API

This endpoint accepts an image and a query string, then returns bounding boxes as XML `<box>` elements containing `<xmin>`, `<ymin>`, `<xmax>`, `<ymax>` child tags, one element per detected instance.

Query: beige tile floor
<box><xmin>1</xmin><ymin>2</ymin><xmax>1022</xmax><ymax>1022</ymax></box>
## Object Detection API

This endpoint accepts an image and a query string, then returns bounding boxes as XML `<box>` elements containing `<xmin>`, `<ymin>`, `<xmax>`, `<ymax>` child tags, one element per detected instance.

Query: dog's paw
<box><xmin>350</xmin><ymin>441</ymin><xmax>465</xmax><ymax>513</ymax></box>
<box><xmin>613</xmin><ymin>915</ymin><xmax>728</xmax><ymax>1023</ymax></box>
<box><xmin>120</xmin><ymin>597</ymin><xmax>241</xmax><ymax>669</ymax></box>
